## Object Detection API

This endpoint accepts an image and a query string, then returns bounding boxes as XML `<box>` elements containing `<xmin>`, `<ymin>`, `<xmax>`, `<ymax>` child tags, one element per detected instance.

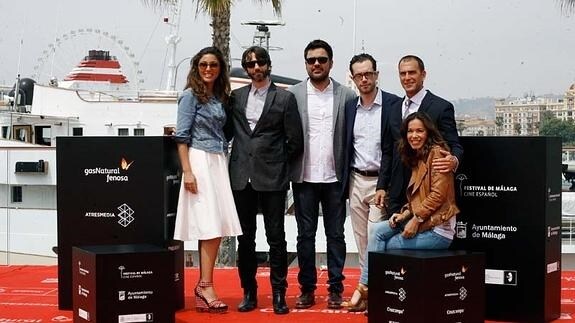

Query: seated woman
<box><xmin>345</xmin><ymin>111</ymin><xmax>460</xmax><ymax>312</ymax></box>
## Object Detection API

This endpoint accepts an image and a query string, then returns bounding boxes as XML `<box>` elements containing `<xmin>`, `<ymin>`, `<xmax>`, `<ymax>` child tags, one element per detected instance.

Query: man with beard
<box><xmin>288</xmin><ymin>39</ymin><xmax>356</xmax><ymax>309</ymax></box>
<box><xmin>226</xmin><ymin>46</ymin><xmax>303</xmax><ymax>315</ymax></box>
<box><xmin>341</xmin><ymin>53</ymin><xmax>400</xmax><ymax>273</ymax></box>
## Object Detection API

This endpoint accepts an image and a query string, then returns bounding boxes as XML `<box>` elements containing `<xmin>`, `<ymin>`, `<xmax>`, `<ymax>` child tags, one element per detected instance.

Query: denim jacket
<box><xmin>174</xmin><ymin>89</ymin><xmax>228</xmax><ymax>153</ymax></box>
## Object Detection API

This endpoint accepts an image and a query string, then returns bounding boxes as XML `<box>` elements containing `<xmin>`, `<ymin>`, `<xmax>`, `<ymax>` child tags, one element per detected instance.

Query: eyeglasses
<box><xmin>198</xmin><ymin>62</ymin><xmax>219</xmax><ymax>70</ymax></box>
<box><xmin>305</xmin><ymin>56</ymin><xmax>329</xmax><ymax>65</ymax></box>
<box><xmin>352</xmin><ymin>71</ymin><xmax>377</xmax><ymax>81</ymax></box>
<box><xmin>244</xmin><ymin>59</ymin><xmax>268</xmax><ymax>68</ymax></box>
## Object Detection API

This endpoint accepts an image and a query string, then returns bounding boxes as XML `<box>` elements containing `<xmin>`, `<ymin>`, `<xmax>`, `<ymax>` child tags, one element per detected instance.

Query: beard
<box><xmin>308</xmin><ymin>68</ymin><xmax>329</xmax><ymax>83</ymax></box>
<box><xmin>248</xmin><ymin>68</ymin><xmax>271</xmax><ymax>82</ymax></box>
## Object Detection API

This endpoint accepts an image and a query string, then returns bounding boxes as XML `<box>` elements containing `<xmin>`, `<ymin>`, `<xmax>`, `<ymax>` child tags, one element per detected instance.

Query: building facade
<box><xmin>495</xmin><ymin>85</ymin><xmax>575</xmax><ymax>136</ymax></box>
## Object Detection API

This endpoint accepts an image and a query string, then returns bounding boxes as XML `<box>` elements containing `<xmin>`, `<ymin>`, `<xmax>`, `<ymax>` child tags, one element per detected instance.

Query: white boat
<box><xmin>0</xmin><ymin>49</ymin><xmax>180</xmax><ymax>263</ymax></box>
<box><xmin>0</xmin><ymin>29</ymin><xmax>358</xmax><ymax>265</ymax></box>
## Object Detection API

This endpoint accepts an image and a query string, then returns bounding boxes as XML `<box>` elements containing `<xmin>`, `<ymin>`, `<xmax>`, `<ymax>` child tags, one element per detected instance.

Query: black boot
<box><xmin>272</xmin><ymin>290</ymin><xmax>289</xmax><ymax>315</ymax></box>
<box><xmin>238</xmin><ymin>289</ymin><xmax>257</xmax><ymax>312</ymax></box>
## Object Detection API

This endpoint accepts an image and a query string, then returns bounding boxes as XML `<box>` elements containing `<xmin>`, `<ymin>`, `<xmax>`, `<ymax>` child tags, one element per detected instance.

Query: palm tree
<box><xmin>144</xmin><ymin>0</ymin><xmax>282</xmax><ymax>67</ymax></box>
<box><xmin>560</xmin><ymin>0</ymin><xmax>575</xmax><ymax>12</ymax></box>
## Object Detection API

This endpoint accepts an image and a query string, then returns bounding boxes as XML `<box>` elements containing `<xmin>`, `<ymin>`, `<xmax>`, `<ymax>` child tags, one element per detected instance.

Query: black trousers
<box><xmin>233</xmin><ymin>183</ymin><xmax>288</xmax><ymax>292</ymax></box>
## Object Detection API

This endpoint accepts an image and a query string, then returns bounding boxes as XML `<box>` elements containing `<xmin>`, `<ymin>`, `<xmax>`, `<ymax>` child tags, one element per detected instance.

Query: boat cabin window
<box><xmin>134</xmin><ymin>128</ymin><xmax>145</xmax><ymax>136</ymax></box>
<box><xmin>34</xmin><ymin>126</ymin><xmax>51</xmax><ymax>146</ymax></box>
<box><xmin>11</xmin><ymin>186</ymin><xmax>22</xmax><ymax>203</ymax></box>
<box><xmin>72</xmin><ymin>128</ymin><xmax>83</xmax><ymax>136</ymax></box>
<box><xmin>164</xmin><ymin>126</ymin><xmax>175</xmax><ymax>136</ymax></box>
<box><xmin>118</xmin><ymin>128</ymin><xmax>129</xmax><ymax>136</ymax></box>
<box><xmin>13</xmin><ymin>125</ymin><xmax>31</xmax><ymax>143</ymax></box>
<box><xmin>1</xmin><ymin>126</ymin><xmax>8</xmax><ymax>139</ymax></box>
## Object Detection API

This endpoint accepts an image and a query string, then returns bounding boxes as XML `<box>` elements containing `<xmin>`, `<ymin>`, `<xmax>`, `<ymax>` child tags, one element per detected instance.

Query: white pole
<box><xmin>13</xmin><ymin>39</ymin><xmax>24</xmax><ymax>110</ymax></box>
<box><xmin>165</xmin><ymin>0</ymin><xmax>183</xmax><ymax>91</ymax></box>
<box><xmin>352</xmin><ymin>0</ymin><xmax>357</xmax><ymax>55</ymax></box>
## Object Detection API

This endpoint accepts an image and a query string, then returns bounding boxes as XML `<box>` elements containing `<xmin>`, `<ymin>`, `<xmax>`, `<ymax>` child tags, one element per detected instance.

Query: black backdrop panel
<box><xmin>451</xmin><ymin>136</ymin><xmax>561</xmax><ymax>322</ymax></box>
<box><xmin>57</xmin><ymin>136</ymin><xmax>182</xmax><ymax>310</ymax></box>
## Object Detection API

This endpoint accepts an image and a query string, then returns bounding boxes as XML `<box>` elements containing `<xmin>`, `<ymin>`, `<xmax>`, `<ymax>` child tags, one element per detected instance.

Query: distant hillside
<box><xmin>451</xmin><ymin>97</ymin><xmax>496</xmax><ymax>119</ymax></box>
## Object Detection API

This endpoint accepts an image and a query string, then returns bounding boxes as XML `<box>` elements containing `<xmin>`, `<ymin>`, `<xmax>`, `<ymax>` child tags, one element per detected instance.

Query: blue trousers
<box><xmin>293</xmin><ymin>181</ymin><xmax>347</xmax><ymax>293</ymax></box>
<box><xmin>359</xmin><ymin>220</ymin><xmax>452</xmax><ymax>285</ymax></box>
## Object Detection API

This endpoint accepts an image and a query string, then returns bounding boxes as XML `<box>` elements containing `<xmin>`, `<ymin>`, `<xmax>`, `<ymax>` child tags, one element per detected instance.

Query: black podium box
<box><xmin>368</xmin><ymin>249</ymin><xmax>484</xmax><ymax>323</ymax></box>
<box><xmin>72</xmin><ymin>244</ymin><xmax>175</xmax><ymax>323</ymax></box>
<box><xmin>451</xmin><ymin>137</ymin><xmax>561</xmax><ymax>322</ymax></box>
<box><xmin>57</xmin><ymin>137</ymin><xmax>183</xmax><ymax>310</ymax></box>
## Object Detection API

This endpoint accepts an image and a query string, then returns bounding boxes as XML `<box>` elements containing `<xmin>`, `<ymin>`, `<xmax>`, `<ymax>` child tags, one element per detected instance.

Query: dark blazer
<box><xmin>227</xmin><ymin>82</ymin><xmax>304</xmax><ymax>192</ymax></box>
<box><xmin>341</xmin><ymin>89</ymin><xmax>401</xmax><ymax>198</ymax></box>
<box><xmin>377</xmin><ymin>90</ymin><xmax>463</xmax><ymax>213</ymax></box>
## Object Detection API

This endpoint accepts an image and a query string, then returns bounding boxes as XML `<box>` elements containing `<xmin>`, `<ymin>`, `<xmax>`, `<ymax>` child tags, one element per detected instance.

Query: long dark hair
<box><xmin>184</xmin><ymin>46</ymin><xmax>230</xmax><ymax>104</ymax></box>
<box><xmin>398</xmin><ymin>111</ymin><xmax>449</xmax><ymax>167</ymax></box>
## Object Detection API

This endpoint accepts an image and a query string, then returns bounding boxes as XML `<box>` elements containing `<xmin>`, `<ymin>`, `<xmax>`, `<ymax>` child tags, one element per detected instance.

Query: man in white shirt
<box><xmin>341</xmin><ymin>53</ymin><xmax>400</xmax><ymax>270</ymax></box>
<box><xmin>288</xmin><ymin>39</ymin><xmax>356</xmax><ymax>310</ymax></box>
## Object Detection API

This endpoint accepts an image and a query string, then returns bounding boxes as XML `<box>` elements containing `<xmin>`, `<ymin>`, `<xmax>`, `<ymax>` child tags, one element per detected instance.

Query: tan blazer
<box><xmin>403</xmin><ymin>145</ymin><xmax>460</xmax><ymax>232</ymax></box>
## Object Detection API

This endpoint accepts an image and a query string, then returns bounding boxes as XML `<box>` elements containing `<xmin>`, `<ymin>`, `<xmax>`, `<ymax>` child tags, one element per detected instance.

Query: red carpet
<box><xmin>0</xmin><ymin>265</ymin><xmax>574</xmax><ymax>322</ymax></box>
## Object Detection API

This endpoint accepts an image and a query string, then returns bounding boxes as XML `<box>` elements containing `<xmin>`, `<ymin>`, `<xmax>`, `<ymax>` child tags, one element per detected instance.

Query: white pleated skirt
<box><xmin>174</xmin><ymin>147</ymin><xmax>242</xmax><ymax>241</ymax></box>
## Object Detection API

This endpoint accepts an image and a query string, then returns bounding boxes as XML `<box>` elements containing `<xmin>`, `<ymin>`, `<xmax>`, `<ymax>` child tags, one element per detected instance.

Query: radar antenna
<box><xmin>241</xmin><ymin>20</ymin><xmax>285</xmax><ymax>52</ymax></box>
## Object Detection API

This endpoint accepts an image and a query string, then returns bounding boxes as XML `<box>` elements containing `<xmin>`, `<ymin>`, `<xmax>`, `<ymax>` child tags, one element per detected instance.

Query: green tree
<box><xmin>560</xmin><ymin>0</ymin><xmax>575</xmax><ymax>12</ymax></box>
<box><xmin>539</xmin><ymin>112</ymin><xmax>575</xmax><ymax>144</ymax></box>
<box><xmin>495</xmin><ymin>116</ymin><xmax>503</xmax><ymax>136</ymax></box>
<box><xmin>513</xmin><ymin>122</ymin><xmax>521</xmax><ymax>135</ymax></box>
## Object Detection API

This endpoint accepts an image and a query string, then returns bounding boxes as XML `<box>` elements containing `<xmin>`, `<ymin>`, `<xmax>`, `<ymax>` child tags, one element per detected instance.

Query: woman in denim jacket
<box><xmin>173</xmin><ymin>46</ymin><xmax>242</xmax><ymax>313</ymax></box>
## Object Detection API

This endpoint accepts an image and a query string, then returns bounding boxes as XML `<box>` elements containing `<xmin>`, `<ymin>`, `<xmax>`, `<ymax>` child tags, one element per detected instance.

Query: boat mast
<box><xmin>165</xmin><ymin>0</ymin><xmax>183</xmax><ymax>91</ymax></box>
<box><xmin>12</xmin><ymin>39</ymin><xmax>24</xmax><ymax>114</ymax></box>
<box><xmin>241</xmin><ymin>20</ymin><xmax>285</xmax><ymax>52</ymax></box>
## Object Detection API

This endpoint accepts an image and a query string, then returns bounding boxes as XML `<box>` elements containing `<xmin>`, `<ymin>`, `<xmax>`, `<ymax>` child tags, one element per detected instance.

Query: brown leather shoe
<box><xmin>327</xmin><ymin>291</ymin><xmax>343</xmax><ymax>309</ymax></box>
<box><xmin>295</xmin><ymin>291</ymin><xmax>315</xmax><ymax>309</ymax></box>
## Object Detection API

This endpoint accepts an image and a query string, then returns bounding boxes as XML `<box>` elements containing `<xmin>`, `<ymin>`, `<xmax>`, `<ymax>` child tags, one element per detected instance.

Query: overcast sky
<box><xmin>1</xmin><ymin>0</ymin><xmax>575</xmax><ymax>99</ymax></box>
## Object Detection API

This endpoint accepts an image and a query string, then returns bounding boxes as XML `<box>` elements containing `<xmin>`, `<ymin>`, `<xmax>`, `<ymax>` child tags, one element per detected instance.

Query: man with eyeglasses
<box><xmin>226</xmin><ymin>46</ymin><xmax>303</xmax><ymax>315</ymax></box>
<box><xmin>341</xmin><ymin>53</ymin><xmax>400</xmax><ymax>274</ymax></box>
<box><xmin>288</xmin><ymin>39</ymin><xmax>356</xmax><ymax>310</ymax></box>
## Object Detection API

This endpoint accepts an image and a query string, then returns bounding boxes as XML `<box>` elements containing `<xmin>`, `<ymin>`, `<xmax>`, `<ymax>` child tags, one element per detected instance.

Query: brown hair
<box><xmin>183</xmin><ymin>46</ymin><xmax>230</xmax><ymax>104</ymax></box>
<box><xmin>398</xmin><ymin>111</ymin><xmax>449</xmax><ymax>167</ymax></box>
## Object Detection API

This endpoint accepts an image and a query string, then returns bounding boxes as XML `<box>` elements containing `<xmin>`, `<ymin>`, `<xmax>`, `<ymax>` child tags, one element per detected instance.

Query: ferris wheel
<box><xmin>31</xmin><ymin>28</ymin><xmax>144</xmax><ymax>89</ymax></box>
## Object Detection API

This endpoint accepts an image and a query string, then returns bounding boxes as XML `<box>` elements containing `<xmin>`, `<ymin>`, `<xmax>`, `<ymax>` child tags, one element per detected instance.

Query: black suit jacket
<box><xmin>342</xmin><ymin>89</ymin><xmax>401</xmax><ymax>199</ymax></box>
<box><xmin>227</xmin><ymin>82</ymin><xmax>304</xmax><ymax>191</ymax></box>
<box><xmin>377</xmin><ymin>90</ymin><xmax>463</xmax><ymax>213</ymax></box>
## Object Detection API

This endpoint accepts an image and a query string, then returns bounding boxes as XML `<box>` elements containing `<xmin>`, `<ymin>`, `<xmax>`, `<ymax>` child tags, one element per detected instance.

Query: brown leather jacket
<box><xmin>401</xmin><ymin>145</ymin><xmax>460</xmax><ymax>232</ymax></box>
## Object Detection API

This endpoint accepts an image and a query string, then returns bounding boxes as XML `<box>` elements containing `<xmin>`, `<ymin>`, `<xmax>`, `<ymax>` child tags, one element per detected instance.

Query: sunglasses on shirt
<box><xmin>244</xmin><ymin>60</ymin><xmax>268</xmax><ymax>68</ymax></box>
<box><xmin>305</xmin><ymin>56</ymin><xmax>329</xmax><ymax>65</ymax></box>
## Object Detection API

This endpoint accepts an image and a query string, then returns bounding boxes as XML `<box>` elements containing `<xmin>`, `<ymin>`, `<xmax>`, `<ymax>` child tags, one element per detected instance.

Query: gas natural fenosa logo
<box><xmin>83</xmin><ymin>157</ymin><xmax>134</xmax><ymax>183</ymax></box>
<box><xmin>385</xmin><ymin>267</ymin><xmax>407</xmax><ymax>280</ymax></box>
<box><xmin>444</xmin><ymin>266</ymin><xmax>468</xmax><ymax>281</ymax></box>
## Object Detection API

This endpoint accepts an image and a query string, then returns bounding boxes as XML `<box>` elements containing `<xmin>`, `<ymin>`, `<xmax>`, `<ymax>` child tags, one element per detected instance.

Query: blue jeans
<box><xmin>359</xmin><ymin>220</ymin><xmax>452</xmax><ymax>285</ymax></box>
<box><xmin>293</xmin><ymin>182</ymin><xmax>347</xmax><ymax>293</ymax></box>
